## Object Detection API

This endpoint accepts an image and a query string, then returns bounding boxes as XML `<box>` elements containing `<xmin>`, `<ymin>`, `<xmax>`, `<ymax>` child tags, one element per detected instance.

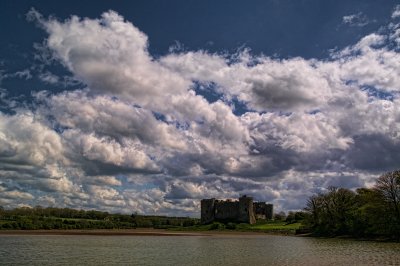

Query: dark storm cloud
<box><xmin>344</xmin><ymin>134</ymin><xmax>400</xmax><ymax>172</ymax></box>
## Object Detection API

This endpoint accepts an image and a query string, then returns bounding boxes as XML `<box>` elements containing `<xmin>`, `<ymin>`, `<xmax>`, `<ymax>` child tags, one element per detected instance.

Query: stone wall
<box><xmin>214</xmin><ymin>200</ymin><xmax>239</xmax><ymax>221</ymax></box>
<box><xmin>200</xmin><ymin>198</ymin><xmax>215</xmax><ymax>224</ymax></box>
<box><xmin>254</xmin><ymin>202</ymin><xmax>273</xmax><ymax>220</ymax></box>
<box><xmin>201</xmin><ymin>195</ymin><xmax>262</xmax><ymax>224</ymax></box>
<box><xmin>238</xmin><ymin>195</ymin><xmax>256</xmax><ymax>224</ymax></box>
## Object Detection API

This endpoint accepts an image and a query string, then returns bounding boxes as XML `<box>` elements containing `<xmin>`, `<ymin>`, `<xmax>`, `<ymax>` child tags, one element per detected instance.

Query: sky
<box><xmin>1</xmin><ymin>0</ymin><xmax>400</xmax><ymax>217</ymax></box>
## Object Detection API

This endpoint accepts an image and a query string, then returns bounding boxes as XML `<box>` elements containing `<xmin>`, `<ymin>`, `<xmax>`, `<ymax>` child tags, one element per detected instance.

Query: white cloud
<box><xmin>242</xmin><ymin>111</ymin><xmax>353</xmax><ymax>154</ymax></box>
<box><xmin>2</xmin><ymin>190</ymin><xmax>34</xmax><ymax>200</ymax></box>
<box><xmin>336</xmin><ymin>34</ymin><xmax>400</xmax><ymax>92</ymax></box>
<box><xmin>38</xmin><ymin>71</ymin><xmax>59</xmax><ymax>84</ymax></box>
<box><xmin>0</xmin><ymin>112</ymin><xmax>65</xmax><ymax>169</ymax></box>
<box><xmin>161</xmin><ymin>52</ymin><xmax>332</xmax><ymax>112</ymax></box>
<box><xmin>83</xmin><ymin>176</ymin><xmax>122</xmax><ymax>186</ymax></box>
<box><xmin>63</xmin><ymin>129</ymin><xmax>159</xmax><ymax>172</ymax></box>
<box><xmin>0</xmin><ymin>69</ymin><xmax>32</xmax><ymax>81</ymax></box>
<box><xmin>342</xmin><ymin>12</ymin><xmax>369</xmax><ymax>27</ymax></box>
<box><xmin>13</xmin><ymin>69</ymin><xmax>32</xmax><ymax>80</ymax></box>
<box><xmin>392</xmin><ymin>5</ymin><xmax>400</xmax><ymax>19</ymax></box>
<box><xmin>36</xmin><ymin>10</ymin><xmax>191</xmax><ymax>113</ymax></box>
<box><xmin>38</xmin><ymin>91</ymin><xmax>189</xmax><ymax>150</ymax></box>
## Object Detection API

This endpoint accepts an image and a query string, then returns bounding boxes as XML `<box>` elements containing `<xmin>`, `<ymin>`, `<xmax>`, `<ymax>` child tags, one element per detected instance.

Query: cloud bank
<box><xmin>1</xmin><ymin>8</ymin><xmax>400</xmax><ymax>216</ymax></box>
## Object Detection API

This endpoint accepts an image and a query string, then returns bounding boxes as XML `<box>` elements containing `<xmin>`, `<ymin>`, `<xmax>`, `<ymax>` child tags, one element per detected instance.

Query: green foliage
<box><xmin>273</xmin><ymin>211</ymin><xmax>286</xmax><ymax>221</ymax></box>
<box><xmin>304</xmin><ymin>170</ymin><xmax>400</xmax><ymax>240</ymax></box>
<box><xmin>226</xmin><ymin>222</ymin><xmax>237</xmax><ymax>230</ymax></box>
<box><xmin>374</xmin><ymin>170</ymin><xmax>400</xmax><ymax>237</ymax></box>
<box><xmin>285</xmin><ymin>211</ymin><xmax>305</xmax><ymax>224</ymax></box>
<box><xmin>250</xmin><ymin>220</ymin><xmax>301</xmax><ymax>232</ymax></box>
<box><xmin>169</xmin><ymin>220</ymin><xmax>301</xmax><ymax>234</ymax></box>
<box><xmin>0</xmin><ymin>207</ymin><xmax>199</xmax><ymax>230</ymax></box>
<box><xmin>294</xmin><ymin>211</ymin><xmax>306</xmax><ymax>222</ymax></box>
<box><xmin>209</xmin><ymin>222</ymin><xmax>225</xmax><ymax>230</ymax></box>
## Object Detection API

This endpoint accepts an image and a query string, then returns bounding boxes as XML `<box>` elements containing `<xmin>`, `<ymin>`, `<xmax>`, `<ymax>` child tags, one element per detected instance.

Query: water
<box><xmin>0</xmin><ymin>234</ymin><xmax>400</xmax><ymax>265</ymax></box>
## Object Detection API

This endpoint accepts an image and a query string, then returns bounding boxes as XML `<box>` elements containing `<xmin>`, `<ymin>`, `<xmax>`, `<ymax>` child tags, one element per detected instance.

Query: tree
<box><xmin>305</xmin><ymin>194</ymin><xmax>322</xmax><ymax>228</ymax></box>
<box><xmin>304</xmin><ymin>187</ymin><xmax>357</xmax><ymax>236</ymax></box>
<box><xmin>353</xmin><ymin>188</ymin><xmax>386</xmax><ymax>236</ymax></box>
<box><xmin>374</xmin><ymin>170</ymin><xmax>400</xmax><ymax>223</ymax></box>
<box><xmin>274</xmin><ymin>211</ymin><xmax>286</xmax><ymax>221</ymax></box>
<box><xmin>294</xmin><ymin>211</ymin><xmax>306</xmax><ymax>221</ymax></box>
<box><xmin>285</xmin><ymin>211</ymin><xmax>295</xmax><ymax>223</ymax></box>
<box><xmin>374</xmin><ymin>170</ymin><xmax>400</xmax><ymax>237</ymax></box>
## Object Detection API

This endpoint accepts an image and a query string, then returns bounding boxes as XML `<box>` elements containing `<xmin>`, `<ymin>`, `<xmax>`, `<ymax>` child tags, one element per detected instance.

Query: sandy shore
<box><xmin>0</xmin><ymin>229</ymin><xmax>276</xmax><ymax>237</ymax></box>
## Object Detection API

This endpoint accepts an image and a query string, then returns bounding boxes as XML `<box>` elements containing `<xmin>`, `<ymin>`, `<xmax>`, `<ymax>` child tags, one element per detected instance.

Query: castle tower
<box><xmin>238</xmin><ymin>195</ymin><xmax>256</xmax><ymax>224</ymax></box>
<box><xmin>201</xmin><ymin>198</ymin><xmax>216</xmax><ymax>224</ymax></box>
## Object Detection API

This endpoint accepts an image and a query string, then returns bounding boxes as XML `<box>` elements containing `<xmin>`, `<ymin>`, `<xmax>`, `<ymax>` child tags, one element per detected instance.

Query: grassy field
<box><xmin>250</xmin><ymin>221</ymin><xmax>302</xmax><ymax>231</ymax></box>
<box><xmin>59</xmin><ymin>217</ymin><xmax>100</xmax><ymax>222</ymax></box>
<box><xmin>169</xmin><ymin>220</ymin><xmax>302</xmax><ymax>234</ymax></box>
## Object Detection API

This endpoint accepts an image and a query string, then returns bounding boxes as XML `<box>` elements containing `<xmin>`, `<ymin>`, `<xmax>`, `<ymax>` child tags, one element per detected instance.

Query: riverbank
<box><xmin>166</xmin><ymin>220</ymin><xmax>302</xmax><ymax>235</ymax></box>
<box><xmin>0</xmin><ymin>228</ymin><xmax>287</xmax><ymax>237</ymax></box>
<box><xmin>0</xmin><ymin>220</ymin><xmax>304</xmax><ymax>236</ymax></box>
<box><xmin>0</xmin><ymin>229</ymin><xmax>205</xmax><ymax>236</ymax></box>
<box><xmin>0</xmin><ymin>228</ymin><xmax>306</xmax><ymax>237</ymax></box>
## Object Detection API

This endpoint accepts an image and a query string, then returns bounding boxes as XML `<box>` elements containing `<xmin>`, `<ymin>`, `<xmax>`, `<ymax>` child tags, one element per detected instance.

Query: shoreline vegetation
<box><xmin>0</xmin><ymin>170</ymin><xmax>399</xmax><ymax>242</ymax></box>
<box><xmin>0</xmin><ymin>229</ymin><xmax>209</xmax><ymax>237</ymax></box>
<box><xmin>0</xmin><ymin>205</ymin><xmax>301</xmax><ymax>235</ymax></box>
<box><xmin>303</xmin><ymin>170</ymin><xmax>400</xmax><ymax>242</ymax></box>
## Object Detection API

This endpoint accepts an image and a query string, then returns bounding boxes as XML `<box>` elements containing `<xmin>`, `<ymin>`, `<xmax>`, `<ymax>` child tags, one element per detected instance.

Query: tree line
<box><xmin>303</xmin><ymin>170</ymin><xmax>400</xmax><ymax>240</ymax></box>
<box><xmin>0</xmin><ymin>206</ymin><xmax>199</xmax><ymax>230</ymax></box>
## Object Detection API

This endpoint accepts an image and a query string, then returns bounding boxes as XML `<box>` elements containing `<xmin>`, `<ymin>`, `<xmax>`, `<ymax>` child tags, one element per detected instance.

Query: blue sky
<box><xmin>1</xmin><ymin>1</ymin><xmax>400</xmax><ymax>216</ymax></box>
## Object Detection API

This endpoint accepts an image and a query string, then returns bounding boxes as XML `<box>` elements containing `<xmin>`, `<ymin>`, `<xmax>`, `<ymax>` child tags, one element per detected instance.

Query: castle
<box><xmin>201</xmin><ymin>195</ymin><xmax>273</xmax><ymax>224</ymax></box>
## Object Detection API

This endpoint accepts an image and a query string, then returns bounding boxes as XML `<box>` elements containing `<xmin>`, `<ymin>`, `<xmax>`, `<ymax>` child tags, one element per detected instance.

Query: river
<box><xmin>0</xmin><ymin>234</ymin><xmax>399</xmax><ymax>265</ymax></box>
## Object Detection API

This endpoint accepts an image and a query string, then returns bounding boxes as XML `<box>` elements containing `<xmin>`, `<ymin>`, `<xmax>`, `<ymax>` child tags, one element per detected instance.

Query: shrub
<box><xmin>209</xmin><ymin>222</ymin><xmax>225</xmax><ymax>230</ymax></box>
<box><xmin>226</xmin><ymin>223</ymin><xmax>236</xmax><ymax>230</ymax></box>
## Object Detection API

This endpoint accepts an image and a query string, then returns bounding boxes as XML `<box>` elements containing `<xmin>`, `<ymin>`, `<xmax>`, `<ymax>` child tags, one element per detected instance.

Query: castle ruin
<box><xmin>201</xmin><ymin>195</ymin><xmax>273</xmax><ymax>224</ymax></box>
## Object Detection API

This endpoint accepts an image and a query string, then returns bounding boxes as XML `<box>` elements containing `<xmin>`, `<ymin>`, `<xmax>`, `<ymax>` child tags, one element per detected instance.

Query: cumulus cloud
<box><xmin>1</xmin><ymin>8</ymin><xmax>400</xmax><ymax>215</ymax></box>
<box><xmin>161</xmin><ymin>53</ymin><xmax>332</xmax><ymax>112</ymax></box>
<box><xmin>0</xmin><ymin>112</ymin><xmax>65</xmax><ymax>173</ymax></box>
<box><xmin>32</xmin><ymin>9</ymin><xmax>190</xmax><ymax>112</ymax></box>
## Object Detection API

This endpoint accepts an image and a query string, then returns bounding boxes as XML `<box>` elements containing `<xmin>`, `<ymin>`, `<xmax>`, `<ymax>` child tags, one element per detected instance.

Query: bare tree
<box><xmin>374</xmin><ymin>170</ymin><xmax>400</xmax><ymax>223</ymax></box>
<box><xmin>305</xmin><ymin>195</ymin><xmax>322</xmax><ymax>226</ymax></box>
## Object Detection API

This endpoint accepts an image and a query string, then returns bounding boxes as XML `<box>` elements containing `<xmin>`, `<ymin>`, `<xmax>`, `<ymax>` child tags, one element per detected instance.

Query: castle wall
<box><xmin>253</xmin><ymin>202</ymin><xmax>273</xmax><ymax>220</ymax></box>
<box><xmin>214</xmin><ymin>201</ymin><xmax>239</xmax><ymax>221</ymax></box>
<box><xmin>201</xmin><ymin>196</ymin><xmax>271</xmax><ymax>224</ymax></box>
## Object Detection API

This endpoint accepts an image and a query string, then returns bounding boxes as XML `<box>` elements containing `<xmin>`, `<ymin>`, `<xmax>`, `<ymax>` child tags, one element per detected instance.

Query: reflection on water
<box><xmin>0</xmin><ymin>234</ymin><xmax>400</xmax><ymax>265</ymax></box>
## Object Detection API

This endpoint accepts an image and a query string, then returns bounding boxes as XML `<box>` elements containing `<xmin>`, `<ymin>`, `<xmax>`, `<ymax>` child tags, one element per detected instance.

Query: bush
<box><xmin>209</xmin><ymin>222</ymin><xmax>225</xmax><ymax>230</ymax></box>
<box><xmin>226</xmin><ymin>223</ymin><xmax>236</xmax><ymax>230</ymax></box>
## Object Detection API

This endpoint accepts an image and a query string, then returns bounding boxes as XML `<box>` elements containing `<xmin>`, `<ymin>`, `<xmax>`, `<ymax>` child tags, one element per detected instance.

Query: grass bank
<box><xmin>168</xmin><ymin>220</ymin><xmax>303</xmax><ymax>234</ymax></box>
